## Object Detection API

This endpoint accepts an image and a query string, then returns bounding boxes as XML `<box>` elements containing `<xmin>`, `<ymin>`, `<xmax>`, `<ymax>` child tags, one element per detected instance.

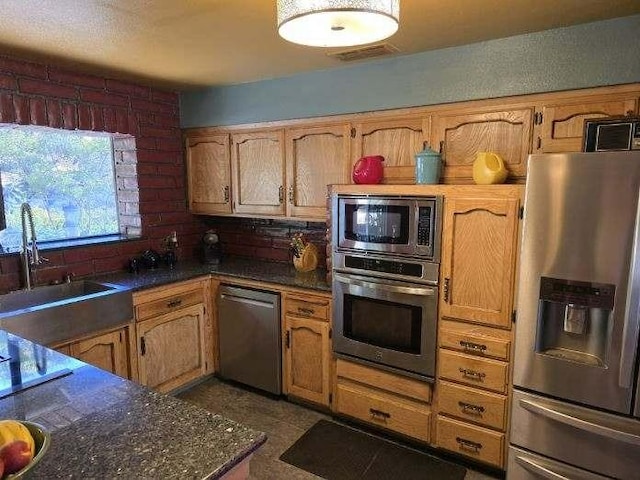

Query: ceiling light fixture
<box><xmin>277</xmin><ymin>0</ymin><xmax>400</xmax><ymax>48</ymax></box>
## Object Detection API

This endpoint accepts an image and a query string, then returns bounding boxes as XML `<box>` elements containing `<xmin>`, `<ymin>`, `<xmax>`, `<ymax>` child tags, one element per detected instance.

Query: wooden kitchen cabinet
<box><xmin>185</xmin><ymin>134</ymin><xmax>232</xmax><ymax>214</ymax></box>
<box><xmin>231</xmin><ymin>130</ymin><xmax>286</xmax><ymax>216</ymax></box>
<box><xmin>532</xmin><ymin>91</ymin><xmax>639</xmax><ymax>153</ymax></box>
<box><xmin>433</xmin><ymin>185</ymin><xmax>522</xmax><ymax>470</ymax></box>
<box><xmin>431</xmin><ymin>107</ymin><xmax>533</xmax><ymax>182</ymax></box>
<box><xmin>351</xmin><ymin>115</ymin><xmax>430</xmax><ymax>184</ymax></box>
<box><xmin>335</xmin><ymin>358</ymin><xmax>433</xmax><ymax>442</ymax></box>
<box><xmin>134</xmin><ymin>278</ymin><xmax>212</xmax><ymax>393</ymax></box>
<box><xmin>282</xmin><ymin>292</ymin><xmax>332</xmax><ymax>407</ymax></box>
<box><xmin>52</xmin><ymin>325</ymin><xmax>134</xmax><ymax>379</ymax></box>
<box><xmin>285</xmin><ymin>124</ymin><xmax>351</xmax><ymax>219</ymax></box>
<box><xmin>439</xmin><ymin>190</ymin><xmax>521</xmax><ymax>329</ymax></box>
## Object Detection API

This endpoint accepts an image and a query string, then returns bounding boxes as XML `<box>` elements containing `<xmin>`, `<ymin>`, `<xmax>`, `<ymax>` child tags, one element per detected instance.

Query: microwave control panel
<box><xmin>417</xmin><ymin>207</ymin><xmax>432</xmax><ymax>246</ymax></box>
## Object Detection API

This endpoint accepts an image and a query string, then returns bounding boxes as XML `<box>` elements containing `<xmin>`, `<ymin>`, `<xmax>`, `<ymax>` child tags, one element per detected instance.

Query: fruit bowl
<box><xmin>4</xmin><ymin>421</ymin><xmax>50</xmax><ymax>479</ymax></box>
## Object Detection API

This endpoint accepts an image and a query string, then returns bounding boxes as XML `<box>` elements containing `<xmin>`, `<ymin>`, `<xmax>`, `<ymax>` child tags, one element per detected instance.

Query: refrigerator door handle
<box><xmin>514</xmin><ymin>453</ymin><xmax>608</xmax><ymax>480</ymax></box>
<box><xmin>514</xmin><ymin>455</ymin><xmax>575</xmax><ymax>480</ymax></box>
<box><xmin>619</xmin><ymin>192</ymin><xmax>640</xmax><ymax>389</ymax></box>
<box><xmin>520</xmin><ymin>398</ymin><xmax>640</xmax><ymax>446</ymax></box>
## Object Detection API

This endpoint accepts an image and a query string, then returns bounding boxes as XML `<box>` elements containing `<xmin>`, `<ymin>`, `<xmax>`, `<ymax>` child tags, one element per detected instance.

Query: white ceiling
<box><xmin>0</xmin><ymin>0</ymin><xmax>637</xmax><ymax>90</ymax></box>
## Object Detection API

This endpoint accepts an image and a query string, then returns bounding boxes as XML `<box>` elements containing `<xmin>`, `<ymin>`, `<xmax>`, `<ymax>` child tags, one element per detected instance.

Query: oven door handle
<box><xmin>333</xmin><ymin>273</ymin><xmax>436</xmax><ymax>296</ymax></box>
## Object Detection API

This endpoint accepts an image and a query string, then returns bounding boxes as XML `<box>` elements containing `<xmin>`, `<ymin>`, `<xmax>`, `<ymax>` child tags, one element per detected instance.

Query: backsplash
<box><xmin>202</xmin><ymin>217</ymin><xmax>328</xmax><ymax>268</ymax></box>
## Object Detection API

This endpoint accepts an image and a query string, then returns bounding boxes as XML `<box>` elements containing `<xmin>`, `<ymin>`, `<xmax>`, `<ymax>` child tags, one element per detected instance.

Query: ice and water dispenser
<box><xmin>535</xmin><ymin>277</ymin><xmax>615</xmax><ymax>367</ymax></box>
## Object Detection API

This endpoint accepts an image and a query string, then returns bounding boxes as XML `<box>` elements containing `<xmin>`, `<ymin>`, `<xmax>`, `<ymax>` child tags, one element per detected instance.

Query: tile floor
<box><xmin>177</xmin><ymin>378</ymin><xmax>501</xmax><ymax>480</ymax></box>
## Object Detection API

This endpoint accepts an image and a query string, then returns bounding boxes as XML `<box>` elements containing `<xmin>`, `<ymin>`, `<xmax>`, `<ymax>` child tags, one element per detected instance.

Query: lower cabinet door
<box><xmin>284</xmin><ymin>315</ymin><xmax>331</xmax><ymax>406</ymax></box>
<box><xmin>137</xmin><ymin>304</ymin><xmax>206</xmax><ymax>393</ymax></box>
<box><xmin>69</xmin><ymin>329</ymin><xmax>130</xmax><ymax>378</ymax></box>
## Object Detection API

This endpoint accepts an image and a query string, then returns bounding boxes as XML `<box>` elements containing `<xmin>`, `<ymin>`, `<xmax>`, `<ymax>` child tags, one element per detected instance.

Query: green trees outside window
<box><xmin>0</xmin><ymin>126</ymin><xmax>119</xmax><ymax>252</ymax></box>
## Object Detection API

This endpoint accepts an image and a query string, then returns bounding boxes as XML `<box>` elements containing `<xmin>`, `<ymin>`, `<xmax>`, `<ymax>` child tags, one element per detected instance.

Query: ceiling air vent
<box><xmin>328</xmin><ymin>43</ymin><xmax>400</xmax><ymax>62</ymax></box>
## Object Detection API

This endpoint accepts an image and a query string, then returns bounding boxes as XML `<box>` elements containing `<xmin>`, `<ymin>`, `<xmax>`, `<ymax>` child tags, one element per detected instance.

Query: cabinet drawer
<box><xmin>284</xmin><ymin>296</ymin><xmax>329</xmax><ymax>321</ymax></box>
<box><xmin>439</xmin><ymin>321</ymin><xmax>511</xmax><ymax>361</ymax></box>
<box><xmin>438</xmin><ymin>381</ymin><xmax>507</xmax><ymax>430</ymax></box>
<box><xmin>136</xmin><ymin>288</ymin><xmax>204</xmax><ymax>321</ymax></box>
<box><xmin>436</xmin><ymin>415</ymin><xmax>505</xmax><ymax>468</ymax></box>
<box><xmin>439</xmin><ymin>350</ymin><xmax>508</xmax><ymax>394</ymax></box>
<box><xmin>336</xmin><ymin>381</ymin><xmax>431</xmax><ymax>442</ymax></box>
<box><xmin>336</xmin><ymin>358</ymin><xmax>432</xmax><ymax>403</ymax></box>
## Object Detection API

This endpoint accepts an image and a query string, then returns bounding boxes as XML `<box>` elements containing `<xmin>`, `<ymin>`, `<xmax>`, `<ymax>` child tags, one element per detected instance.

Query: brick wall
<box><xmin>0</xmin><ymin>55</ymin><xmax>206</xmax><ymax>292</ymax></box>
<box><xmin>203</xmin><ymin>217</ymin><xmax>328</xmax><ymax>268</ymax></box>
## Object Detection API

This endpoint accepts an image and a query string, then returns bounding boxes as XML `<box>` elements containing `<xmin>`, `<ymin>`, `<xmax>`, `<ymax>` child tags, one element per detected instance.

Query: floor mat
<box><xmin>279</xmin><ymin>420</ymin><xmax>467</xmax><ymax>480</ymax></box>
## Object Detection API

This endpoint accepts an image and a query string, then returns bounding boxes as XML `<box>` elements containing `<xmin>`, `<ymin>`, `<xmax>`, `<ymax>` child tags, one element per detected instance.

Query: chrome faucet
<box><xmin>20</xmin><ymin>203</ymin><xmax>45</xmax><ymax>290</ymax></box>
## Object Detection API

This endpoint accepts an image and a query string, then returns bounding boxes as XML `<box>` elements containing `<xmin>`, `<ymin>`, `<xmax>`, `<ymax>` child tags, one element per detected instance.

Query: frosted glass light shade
<box><xmin>277</xmin><ymin>0</ymin><xmax>400</xmax><ymax>47</ymax></box>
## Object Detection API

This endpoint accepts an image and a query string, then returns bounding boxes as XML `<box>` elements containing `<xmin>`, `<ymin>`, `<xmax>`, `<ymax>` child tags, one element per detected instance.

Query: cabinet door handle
<box><xmin>459</xmin><ymin>340</ymin><xmax>487</xmax><ymax>354</ymax></box>
<box><xmin>297</xmin><ymin>307</ymin><xmax>315</xmax><ymax>316</ymax></box>
<box><xmin>223</xmin><ymin>186</ymin><xmax>230</xmax><ymax>203</ymax></box>
<box><xmin>458</xmin><ymin>401</ymin><xmax>485</xmax><ymax>415</ymax></box>
<box><xmin>278</xmin><ymin>186</ymin><xmax>284</xmax><ymax>204</ymax></box>
<box><xmin>456</xmin><ymin>437</ymin><xmax>482</xmax><ymax>453</ymax></box>
<box><xmin>167</xmin><ymin>299</ymin><xmax>183</xmax><ymax>308</ymax></box>
<box><xmin>288</xmin><ymin>186</ymin><xmax>294</xmax><ymax>204</ymax></box>
<box><xmin>536</xmin><ymin>136</ymin><xmax>542</xmax><ymax>150</ymax></box>
<box><xmin>285</xmin><ymin>330</ymin><xmax>291</xmax><ymax>349</ymax></box>
<box><xmin>140</xmin><ymin>336</ymin><xmax>146</xmax><ymax>356</ymax></box>
<box><xmin>459</xmin><ymin>367</ymin><xmax>486</xmax><ymax>381</ymax></box>
<box><xmin>443</xmin><ymin>277</ymin><xmax>450</xmax><ymax>303</ymax></box>
<box><xmin>369</xmin><ymin>408</ymin><xmax>391</xmax><ymax>421</ymax></box>
<box><xmin>439</xmin><ymin>140</ymin><xmax>446</xmax><ymax>164</ymax></box>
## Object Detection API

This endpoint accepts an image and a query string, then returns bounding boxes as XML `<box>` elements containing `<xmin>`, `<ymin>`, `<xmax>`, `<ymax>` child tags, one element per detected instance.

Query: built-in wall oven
<box><xmin>332</xmin><ymin>194</ymin><xmax>443</xmax><ymax>381</ymax></box>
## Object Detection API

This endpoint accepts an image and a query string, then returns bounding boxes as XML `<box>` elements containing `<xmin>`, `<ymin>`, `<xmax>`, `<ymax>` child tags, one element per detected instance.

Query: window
<box><xmin>0</xmin><ymin>125</ymin><xmax>121</xmax><ymax>253</ymax></box>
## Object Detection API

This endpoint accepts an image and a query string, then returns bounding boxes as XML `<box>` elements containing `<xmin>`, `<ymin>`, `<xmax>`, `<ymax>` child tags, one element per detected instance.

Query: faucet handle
<box><xmin>37</xmin><ymin>255</ymin><xmax>49</xmax><ymax>265</ymax></box>
<box><xmin>64</xmin><ymin>273</ymin><xmax>74</xmax><ymax>283</ymax></box>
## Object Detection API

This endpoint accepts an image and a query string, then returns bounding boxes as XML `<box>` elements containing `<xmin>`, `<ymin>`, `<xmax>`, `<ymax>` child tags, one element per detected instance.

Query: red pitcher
<box><xmin>352</xmin><ymin>155</ymin><xmax>384</xmax><ymax>184</ymax></box>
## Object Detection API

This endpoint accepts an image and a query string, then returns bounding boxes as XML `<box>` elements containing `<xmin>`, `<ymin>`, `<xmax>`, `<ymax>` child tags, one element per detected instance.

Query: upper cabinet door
<box><xmin>231</xmin><ymin>130</ymin><xmax>286</xmax><ymax>216</ymax></box>
<box><xmin>432</xmin><ymin>108</ymin><xmax>533</xmax><ymax>183</ymax></box>
<box><xmin>533</xmin><ymin>95</ymin><xmax>639</xmax><ymax>153</ymax></box>
<box><xmin>185</xmin><ymin>134</ymin><xmax>231</xmax><ymax>215</ymax></box>
<box><xmin>440</xmin><ymin>195</ymin><xmax>520</xmax><ymax>329</ymax></box>
<box><xmin>286</xmin><ymin>124</ymin><xmax>351</xmax><ymax>220</ymax></box>
<box><xmin>352</xmin><ymin>116</ymin><xmax>430</xmax><ymax>184</ymax></box>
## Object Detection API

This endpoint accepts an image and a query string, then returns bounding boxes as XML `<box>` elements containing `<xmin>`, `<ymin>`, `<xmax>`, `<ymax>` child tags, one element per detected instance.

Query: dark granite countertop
<box><xmin>0</xmin><ymin>331</ymin><xmax>266</xmax><ymax>479</ymax></box>
<box><xmin>93</xmin><ymin>256</ymin><xmax>331</xmax><ymax>293</ymax></box>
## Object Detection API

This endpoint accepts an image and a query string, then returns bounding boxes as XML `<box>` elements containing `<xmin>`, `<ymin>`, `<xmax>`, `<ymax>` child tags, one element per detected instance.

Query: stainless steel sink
<box><xmin>0</xmin><ymin>281</ymin><xmax>133</xmax><ymax>346</ymax></box>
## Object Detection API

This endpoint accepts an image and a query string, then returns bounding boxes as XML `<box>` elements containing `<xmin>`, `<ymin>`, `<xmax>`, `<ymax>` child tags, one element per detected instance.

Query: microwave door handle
<box><xmin>620</xmin><ymin>192</ymin><xmax>640</xmax><ymax>389</ymax></box>
<box><xmin>333</xmin><ymin>273</ymin><xmax>435</xmax><ymax>297</ymax></box>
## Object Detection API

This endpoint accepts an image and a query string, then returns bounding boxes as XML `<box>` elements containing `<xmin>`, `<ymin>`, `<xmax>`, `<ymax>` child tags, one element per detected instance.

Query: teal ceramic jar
<box><xmin>415</xmin><ymin>143</ymin><xmax>442</xmax><ymax>184</ymax></box>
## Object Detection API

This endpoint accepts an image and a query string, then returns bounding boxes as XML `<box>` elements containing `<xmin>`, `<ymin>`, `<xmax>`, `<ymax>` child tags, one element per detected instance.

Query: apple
<box><xmin>0</xmin><ymin>440</ymin><xmax>33</xmax><ymax>474</ymax></box>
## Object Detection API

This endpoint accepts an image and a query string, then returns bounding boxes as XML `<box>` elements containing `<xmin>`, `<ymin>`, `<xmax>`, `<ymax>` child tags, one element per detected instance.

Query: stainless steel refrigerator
<box><xmin>509</xmin><ymin>152</ymin><xmax>640</xmax><ymax>480</ymax></box>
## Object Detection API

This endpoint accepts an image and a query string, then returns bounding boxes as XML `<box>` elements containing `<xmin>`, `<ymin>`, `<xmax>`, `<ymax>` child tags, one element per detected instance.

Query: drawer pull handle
<box><xmin>369</xmin><ymin>408</ymin><xmax>391</xmax><ymax>421</ymax></box>
<box><xmin>458</xmin><ymin>401</ymin><xmax>485</xmax><ymax>415</ymax></box>
<box><xmin>459</xmin><ymin>340</ymin><xmax>487</xmax><ymax>353</ymax></box>
<box><xmin>456</xmin><ymin>437</ymin><xmax>482</xmax><ymax>453</ymax></box>
<box><xmin>167</xmin><ymin>299</ymin><xmax>183</xmax><ymax>308</ymax></box>
<box><xmin>459</xmin><ymin>368</ymin><xmax>486</xmax><ymax>381</ymax></box>
<box><xmin>297</xmin><ymin>307</ymin><xmax>315</xmax><ymax>315</ymax></box>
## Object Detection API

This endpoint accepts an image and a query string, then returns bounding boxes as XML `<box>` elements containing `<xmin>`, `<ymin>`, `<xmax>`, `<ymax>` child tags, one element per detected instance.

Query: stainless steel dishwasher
<box><xmin>217</xmin><ymin>285</ymin><xmax>282</xmax><ymax>395</ymax></box>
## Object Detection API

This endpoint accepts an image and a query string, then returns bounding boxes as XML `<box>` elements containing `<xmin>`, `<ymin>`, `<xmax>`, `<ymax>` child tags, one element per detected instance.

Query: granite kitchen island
<box><xmin>0</xmin><ymin>330</ymin><xmax>266</xmax><ymax>479</ymax></box>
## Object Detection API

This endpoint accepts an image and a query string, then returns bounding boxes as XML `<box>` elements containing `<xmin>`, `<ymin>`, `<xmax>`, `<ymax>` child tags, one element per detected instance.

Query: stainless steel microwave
<box><xmin>332</xmin><ymin>195</ymin><xmax>442</xmax><ymax>260</ymax></box>
<box><xmin>583</xmin><ymin>117</ymin><xmax>640</xmax><ymax>152</ymax></box>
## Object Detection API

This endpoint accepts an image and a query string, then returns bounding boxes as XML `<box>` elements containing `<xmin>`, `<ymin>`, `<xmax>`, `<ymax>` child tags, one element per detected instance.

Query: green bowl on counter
<box><xmin>5</xmin><ymin>421</ymin><xmax>50</xmax><ymax>479</ymax></box>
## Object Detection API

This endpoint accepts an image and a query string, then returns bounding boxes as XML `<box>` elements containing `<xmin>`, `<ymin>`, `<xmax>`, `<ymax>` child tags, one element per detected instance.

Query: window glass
<box><xmin>0</xmin><ymin>126</ymin><xmax>119</xmax><ymax>252</ymax></box>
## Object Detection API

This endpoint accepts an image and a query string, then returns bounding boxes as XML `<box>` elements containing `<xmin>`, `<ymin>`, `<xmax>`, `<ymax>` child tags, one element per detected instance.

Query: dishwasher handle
<box><xmin>219</xmin><ymin>293</ymin><xmax>275</xmax><ymax>309</ymax></box>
